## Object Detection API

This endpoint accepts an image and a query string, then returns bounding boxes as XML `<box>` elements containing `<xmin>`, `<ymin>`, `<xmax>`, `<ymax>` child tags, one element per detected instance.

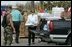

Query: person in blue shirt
<box><xmin>11</xmin><ymin>5</ymin><xmax>23</xmax><ymax>43</ymax></box>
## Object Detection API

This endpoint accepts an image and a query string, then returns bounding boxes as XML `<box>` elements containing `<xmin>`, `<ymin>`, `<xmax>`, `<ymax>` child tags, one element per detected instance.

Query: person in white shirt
<box><xmin>25</xmin><ymin>9</ymin><xmax>39</xmax><ymax>45</ymax></box>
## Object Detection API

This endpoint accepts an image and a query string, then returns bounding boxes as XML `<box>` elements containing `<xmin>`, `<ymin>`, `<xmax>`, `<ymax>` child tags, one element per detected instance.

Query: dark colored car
<box><xmin>40</xmin><ymin>19</ymin><xmax>71</xmax><ymax>45</ymax></box>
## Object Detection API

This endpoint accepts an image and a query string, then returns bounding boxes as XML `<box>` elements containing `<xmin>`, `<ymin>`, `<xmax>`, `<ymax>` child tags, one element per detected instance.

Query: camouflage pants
<box><xmin>4</xmin><ymin>26</ymin><xmax>13</xmax><ymax>46</ymax></box>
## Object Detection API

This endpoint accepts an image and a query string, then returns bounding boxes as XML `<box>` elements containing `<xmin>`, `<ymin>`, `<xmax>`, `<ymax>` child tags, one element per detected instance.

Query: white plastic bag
<box><xmin>43</xmin><ymin>24</ymin><xmax>48</xmax><ymax>31</ymax></box>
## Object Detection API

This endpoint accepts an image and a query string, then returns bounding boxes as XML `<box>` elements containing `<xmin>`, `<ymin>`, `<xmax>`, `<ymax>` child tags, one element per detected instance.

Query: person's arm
<box><xmin>60</xmin><ymin>12</ymin><xmax>65</xmax><ymax>20</ymax></box>
<box><xmin>19</xmin><ymin>12</ymin><xmax>23</xmax><ymax>22</ymax></box>
<box><xmin>20</xmin><ymin>14</ymin><xmax>23</xmax><ymax>21</ymax></box>
<box><xmin>9</xmin><ymin>14</ymin><xmax>15</xmax><ymax>32</ymax></box>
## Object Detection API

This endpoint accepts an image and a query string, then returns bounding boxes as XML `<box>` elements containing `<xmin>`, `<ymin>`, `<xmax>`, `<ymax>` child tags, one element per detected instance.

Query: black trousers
<box><xmin>28</xmin><ymin>26</ymin><xmax>37</xmax><ymax>45</ymax></box>
<box><xmin>13</xmin><ymin>21</ymin><xmax>20</xmax><ymax>43</ymax></box>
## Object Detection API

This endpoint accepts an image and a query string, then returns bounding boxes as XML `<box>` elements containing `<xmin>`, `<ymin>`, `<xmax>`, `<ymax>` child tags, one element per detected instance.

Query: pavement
<box><xmin>1</xmin><ymin>25</ymin><xmax>70</xmax><ymax>46</ymax></box>
<box><xmin>1</xmin><ymin>16</ymin><xmax>70</xmax><ymax>46</ymax></box>
<box><xmin>1</xmin><ymin>25</ymin><xmax>56</xmax><ymax>46</ymax></box>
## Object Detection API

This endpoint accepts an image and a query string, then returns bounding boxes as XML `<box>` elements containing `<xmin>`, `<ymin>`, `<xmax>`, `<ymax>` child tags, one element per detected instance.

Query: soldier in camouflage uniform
<box><xmin>2</xmin><ymin>6</ymin><xmax>15</xmax><ymax>46</ymax></box>
<box><xmin>4</xmin><ymin>26</ymin><xmax>13</xmax><ymax>46</ymax></box>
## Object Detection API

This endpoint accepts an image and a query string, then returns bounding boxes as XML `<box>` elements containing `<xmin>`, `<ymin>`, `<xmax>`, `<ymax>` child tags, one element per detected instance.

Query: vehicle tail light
<box><xmin>49</xmin><ymin>20</ymin><xmax>54</xmax><ymax>32</ymax></box>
